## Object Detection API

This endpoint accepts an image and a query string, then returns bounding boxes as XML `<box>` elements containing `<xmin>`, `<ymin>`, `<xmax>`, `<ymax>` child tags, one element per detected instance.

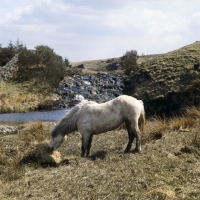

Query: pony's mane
<box><xmin>51</xmin><ymin>103</ymin><xmax>85</xmax><ymax>137</ymax></box>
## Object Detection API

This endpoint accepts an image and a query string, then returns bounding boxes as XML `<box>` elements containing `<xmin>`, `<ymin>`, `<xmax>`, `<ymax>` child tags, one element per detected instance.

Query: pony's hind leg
<box><xmin>81</xmin><ymin>133</ymin><xmax>93</xmax><ymax>157</ymax></box>
<box><xmin>124</xmin><ymin>120</ymin><xmax>135</xmax><ymax>153</ymax></box>
<box><xmin>134</xmin><ymin>127</ymin><xmax>141</xmax><ymax>152</ymax></box>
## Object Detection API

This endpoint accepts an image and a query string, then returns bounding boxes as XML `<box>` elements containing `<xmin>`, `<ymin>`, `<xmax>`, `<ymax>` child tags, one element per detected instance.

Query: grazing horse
<box><xmin>50</xmin><ymin>95</ymin><xmax>145</xmax><ymax>157</ymax></box>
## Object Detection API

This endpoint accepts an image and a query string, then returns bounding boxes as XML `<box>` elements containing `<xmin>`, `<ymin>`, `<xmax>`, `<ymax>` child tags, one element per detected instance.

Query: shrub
<box><xmin>120</xmin><ymin>50</ymin><xmax>138</xmax><ymax>75</ymax></box>
<box><xmin>0</xmin><ymin>48</ymin><xmax>15</xmax><ymax>66</ymax></box>
<box><xmin>143</xmin><ymin>116</ymin><xmax>168</xmax><ymax>142</ymax></box>
<box><xmin>12</xmin><ymin>45</ymin><xmax>67</xmax><ymax>90</ymax></box>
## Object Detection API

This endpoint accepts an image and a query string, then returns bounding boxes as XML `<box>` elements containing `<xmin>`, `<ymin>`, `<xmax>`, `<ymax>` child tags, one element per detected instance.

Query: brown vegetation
<box><xmin>0</xmin><ymin>106</ymin><xmax>199</xmax><ymax>199</ymax></box>
<box><xmin>0</xmin><ymin>48</ymin><xmax>15</xmax><ymax>67</ymax></box>
<box><xmin>0</xmin><ymin>81</ymin><xmax>58</xmax><ymax>113</ymax></box>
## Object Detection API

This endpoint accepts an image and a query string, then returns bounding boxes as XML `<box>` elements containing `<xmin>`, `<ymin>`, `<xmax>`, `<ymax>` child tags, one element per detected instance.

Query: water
<box><xmin>0</xmin><ymin>109</ymin><xmax>70</xmax><ymax>125</ymax></box>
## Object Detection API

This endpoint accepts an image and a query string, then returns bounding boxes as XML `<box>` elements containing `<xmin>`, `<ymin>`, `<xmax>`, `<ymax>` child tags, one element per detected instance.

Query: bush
<box><xmin>120</xmin><ymin>50</ymin><xmax>138</xmax><ymax>75</ymax></box>
<box><xmin>12</xmin><ymin>45</ymin><xmax>67</xmax><ymax>90</ymax></box>
<box><xmin>0</xmin><ymin>48</ymin><xmax>15</xmax><ymax>66</ymax></box>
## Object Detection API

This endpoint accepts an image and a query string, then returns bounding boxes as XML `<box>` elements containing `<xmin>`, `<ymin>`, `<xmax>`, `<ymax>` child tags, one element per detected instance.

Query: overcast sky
<box><xmin>0</xmin><ymin>0</ymin><xmax>200</xmax><ymax>62</ymax></box>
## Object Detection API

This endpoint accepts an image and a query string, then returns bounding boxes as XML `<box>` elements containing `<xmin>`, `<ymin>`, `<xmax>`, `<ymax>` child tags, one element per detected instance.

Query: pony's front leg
<box><xmin>81</xmin><ymin>134</ymin><xmax>92</xmax><ymax>157</ymax></box>
<box><xmin>86</xmin><ymin>135</ymin><xmax>93</xmax><ymax>157</ymax></box>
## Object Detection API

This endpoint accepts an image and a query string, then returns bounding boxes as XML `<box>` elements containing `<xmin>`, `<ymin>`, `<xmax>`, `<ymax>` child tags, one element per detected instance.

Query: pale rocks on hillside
<box><xmin>0</xmin><ymin>125</ymin><xmax>18</xmax><ymax>134</ymax></box>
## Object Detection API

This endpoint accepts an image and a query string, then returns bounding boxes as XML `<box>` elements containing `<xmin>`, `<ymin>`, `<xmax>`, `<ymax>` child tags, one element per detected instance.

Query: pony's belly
<box><xmin>93</xmin><ymin>119</ymin><xmax>123</xmax><ymax>134</ymax></box>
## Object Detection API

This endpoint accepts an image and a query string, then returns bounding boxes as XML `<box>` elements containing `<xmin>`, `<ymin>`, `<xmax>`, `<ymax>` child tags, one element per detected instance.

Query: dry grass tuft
<box><xmin>0</xmin><ymin>93</ymin><xmax>40</xmax><ymax>113</ymax></box>
<box><xmin>185</xmin><ymin>105</ymin><xmax>200</xmax><ymax>118</ymax></box>
<box><xmin>169</xmin><ymin>106</ymin><xmax>200</xmax><ymax>131</ymax></box>
<box><xmin>169</xmin><ymin>115</ymin><xmax>197</xmax><ymax>131</ymax></box>
<box><xmin>143</xmin><ymin>116</ymin><xmax>168</xmax><ymax>142</ymax></box>
<box><xmin>18</xmin><ymin>121</ymin><xmax>50</xmax><ymax>143</ymax></box>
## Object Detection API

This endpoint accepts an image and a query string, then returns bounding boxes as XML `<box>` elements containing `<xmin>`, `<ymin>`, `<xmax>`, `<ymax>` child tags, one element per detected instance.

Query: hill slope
<box><xmin>124</xmin><ymin>41</ymin><xmax>200</xmax><ymax>115</ymax></box>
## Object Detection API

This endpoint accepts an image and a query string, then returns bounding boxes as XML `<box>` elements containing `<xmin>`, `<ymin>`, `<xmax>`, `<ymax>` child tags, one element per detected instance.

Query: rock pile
<box><xmin>0</xmin><ymin>125</ymin><xmax>18</xmax><ymax>134</ymax></box>
<box><xmin>57</xmin><ymin>73</ymin><xmax>124</xmax><ymax>105</ymax></box>
<box><xmin>0</xmin><ymin>54</ymin><xmax>19</xmax><ymax>81</ymax></box>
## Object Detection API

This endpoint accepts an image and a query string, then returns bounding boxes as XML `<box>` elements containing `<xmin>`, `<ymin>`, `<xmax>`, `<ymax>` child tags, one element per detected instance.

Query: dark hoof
<box><xmin>133</xmin><ymin>148</ymin><xmax>141</xmax><ymax>153</ymax></box>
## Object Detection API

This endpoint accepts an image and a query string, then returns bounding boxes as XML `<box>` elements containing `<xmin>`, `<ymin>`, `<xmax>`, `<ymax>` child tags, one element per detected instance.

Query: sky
<box><xmin>0</xmin><ymin>0</ymin><xmax>200</xmax><ymax>62</ymax></box>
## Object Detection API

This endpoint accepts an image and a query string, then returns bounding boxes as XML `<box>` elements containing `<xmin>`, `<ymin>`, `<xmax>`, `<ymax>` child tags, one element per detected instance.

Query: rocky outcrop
<box><xmin>0</xmin><ymin>125</ymin><xmax>18</xmax><ymax>134</ymax></box>
<box><xmin>0</xmin><ymin>54</ymin><xmax>19</xmax><ymax>81</ymax></box>
<box><xmin>57</xmin><ymin>73</ymin><xmax>124</xmax><ymax>106</ymax></box>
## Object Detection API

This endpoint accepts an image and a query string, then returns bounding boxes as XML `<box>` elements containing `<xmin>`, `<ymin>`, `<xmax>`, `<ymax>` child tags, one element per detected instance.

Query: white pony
<box><xmin>50</xmin><ymin>95</ymin><xmax>145</xmax><ymax>157</ymax></box>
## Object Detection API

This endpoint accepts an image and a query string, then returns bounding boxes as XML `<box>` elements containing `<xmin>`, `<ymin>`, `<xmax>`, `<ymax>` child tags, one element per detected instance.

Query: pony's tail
<box><xmin>138</xmin><ymin>103</ymin><xmax>145</xmax><ymax>134</ymax></box>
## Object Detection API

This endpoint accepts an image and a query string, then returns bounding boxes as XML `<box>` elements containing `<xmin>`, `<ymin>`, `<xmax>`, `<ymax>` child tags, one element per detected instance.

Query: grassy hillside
<box><xmin>71</xmin><ymin>42</ymin><xmax>200</xmax><ymax>116</ymax></box>
<box><xmin>71</xmin><ymin>54</ymin><xmax>159</xmax><ymax>74</ymax></box>
<box><xmin>0</xmin><ymin>107</ymin><xmax>199</xmax><ymax>199</ymax></box>
<box><xmin>0</xmin><ymin>81</ymin><xmax>59</xmax><ymax>113</ymax></box>
<box><xmin>124</xmin><ymin>41</ymin><xmax>200</xmax><ymax>115</ymax></box>
<box><xmin>71</xmin><ymin>57</ymin><xmax>122</xmax><ymax>74</ymax></box>
<box><xmin>0</xmin><ymin>42</ymin><xmax>200</xmax><ymax>115</ymax></box>
<box><xmin>0</xmin><ymin>45</ymin><xmax>70</xmax><ymax>113</ymax></box>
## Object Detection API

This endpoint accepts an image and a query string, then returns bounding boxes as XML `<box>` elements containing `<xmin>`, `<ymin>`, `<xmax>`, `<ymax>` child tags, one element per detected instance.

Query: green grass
<box><xmin>125</xmin><ymin>41</ymin><xmax>200</xmax><ymax>115</ymax></box>
<box><xmin>0</xmin><ymin>107</ymin><xmax>200</xmax><ymax>199</ymax></box>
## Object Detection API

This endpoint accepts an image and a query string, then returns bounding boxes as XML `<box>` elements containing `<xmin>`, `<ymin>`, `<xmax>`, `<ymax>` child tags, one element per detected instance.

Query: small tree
<box><xmin>7</xmin><ymin>40</ymin><xmax>14</xmax><ymax>49</ymax></box>
<box><xmin>64</xmin><ymin>57</ymin><xmax>71</xmax><ymax>68</ymax></box>
<box><xmin>14</xmin><ymin>38</ymin><xmax>26</xmax><ymax>51</ymax></box>
<box><xmin>14</xmin><ymin>45</ymin><xmax>67</xmax><ymax>89</ymax></box>
<box><xmin>120</xmin><ymin>50</ymin><xmax>138</xmax><ymax>75</ymax></box>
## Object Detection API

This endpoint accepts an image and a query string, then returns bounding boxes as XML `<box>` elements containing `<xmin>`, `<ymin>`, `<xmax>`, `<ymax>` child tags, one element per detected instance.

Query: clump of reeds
<box><xmin>169</xmin><ymin>106</ymin><xmax>200</xmax><ymax>131</ymax></box>
<box><xmin>185</xmin><ymin>105</ymin><xmax>200</xmax><ymax>118</ymax></box>
<box><xmin>143</xmin><ymin>116</ymin><xmax>168</xmax><ymax>143</ymax></box>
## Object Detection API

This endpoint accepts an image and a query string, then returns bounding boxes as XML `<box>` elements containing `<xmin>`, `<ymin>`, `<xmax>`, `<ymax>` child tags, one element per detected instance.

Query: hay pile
<box><xmin>21</xmin><ymin>141</ymin><xmax>62</xmax><ymax>165</ymax></box>
<box><xmin>16</xmin><ymin>121</ymin><xmax>62</xmax><ymax>165</ymax></box>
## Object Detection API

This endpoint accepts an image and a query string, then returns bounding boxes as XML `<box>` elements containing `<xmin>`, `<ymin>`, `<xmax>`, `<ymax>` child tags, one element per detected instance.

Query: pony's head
<box><xmin>50</xmin><ymin>123</ymin><xmax>68</xmax><ymax>151</ymax></box>
<box><xmin>50</xmin><ymin>134</ymin><xmax>66</xmax><ymax>150</ymax></box>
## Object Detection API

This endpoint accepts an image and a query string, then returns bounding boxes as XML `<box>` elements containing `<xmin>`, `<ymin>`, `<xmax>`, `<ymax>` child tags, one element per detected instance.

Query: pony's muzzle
<box><xmin>50</xmin><ymin>146</ymin><xmax>55</xmax><ymax>150</ymax></box>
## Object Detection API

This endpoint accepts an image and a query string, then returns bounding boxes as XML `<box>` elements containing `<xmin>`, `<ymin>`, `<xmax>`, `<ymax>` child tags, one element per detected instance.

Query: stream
<box><xmin>0</xmin><ymin>109</ymin><xmax>70</xmax><ymax>125</ymax></box>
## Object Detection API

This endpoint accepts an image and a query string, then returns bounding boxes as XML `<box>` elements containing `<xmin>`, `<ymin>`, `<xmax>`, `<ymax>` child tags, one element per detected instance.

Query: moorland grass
<box><xmin>0</xmin><ymin>81</ymin><xmax>58</xmax><ymax>113</ymax></box>
<box><xmin>0</xmin><ymin>106</ymin><xmax>199</xmax><ymax>199</ymax></box>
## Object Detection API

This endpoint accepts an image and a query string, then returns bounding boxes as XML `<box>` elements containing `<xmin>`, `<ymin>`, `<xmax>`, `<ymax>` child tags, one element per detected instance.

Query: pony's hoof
<box><xmin>133</xmin><ymin>148</ymin><xmax>141</xmax><ymax>153</ymax></box>
<box><xmin>124</xmin><ymin>150</ymin><xmax>130</xmax><ymax>154</ymax></box>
